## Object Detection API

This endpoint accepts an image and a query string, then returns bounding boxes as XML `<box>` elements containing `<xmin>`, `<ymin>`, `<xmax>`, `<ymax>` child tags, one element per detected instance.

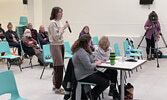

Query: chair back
<box><xmin>37</xmin><ymin>38</ymin><xmax>42</xmax><ymax>49</ymax></box>
<box><xmin>123</xmin><ymin>40</ymin><xmax>130</xmax><ymax>56</ymax></box>
<box><xmin>93</xmin><ymin>36</ymin><xmax>99</xmax><ymax>46</ymax></box>
<box><xmin>19</xmin><ymin>16</ymin><xmax>28</xmax><ymax>26</ymax></box>
<box><xmin>64</xmin><ymin>41</ymin><xmax>72</xmax><ymax>54</ymax></box>
<box><xmin>0</xmin><ymin>70</ymin><xmax>20</xmax><ymax>99</ymax></box>
<box><xmin>20</xmin><ymin>40</ymin><xmax>25</xmax><ymax>55</ymax></box>
<box><xmin>114</xmin><ymin>43</ymin><xmax>121</xmax><ymax>56</ymax></box>
<box><xmin>43</xmin><ymin>44</ymin><xmax>51</xmax><ymax>62</ymax></box>
<box><xmin>0</xmin><ymin>42</ymin><xmax>11</xmax><ymax>55</ymax></box>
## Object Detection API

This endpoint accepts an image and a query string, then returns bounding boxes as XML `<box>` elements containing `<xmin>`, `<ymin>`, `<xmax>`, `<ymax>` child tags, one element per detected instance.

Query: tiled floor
<box><xmin>0</xmin><ymin>57</ymin><xmax>167</xmax><ymax>100</ymax></box>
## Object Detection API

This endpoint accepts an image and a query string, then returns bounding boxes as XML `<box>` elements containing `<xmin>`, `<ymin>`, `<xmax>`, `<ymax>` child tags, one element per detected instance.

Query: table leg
<box><xmin>120</xmin><ymin>70</ymin><xmax>124</xmax><ymax>100</ymax></box>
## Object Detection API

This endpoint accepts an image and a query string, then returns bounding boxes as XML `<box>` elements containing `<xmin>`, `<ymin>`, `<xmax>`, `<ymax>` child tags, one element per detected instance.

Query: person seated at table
<box><xmin>27</xmin><ymin>23</ymin><xmax>38</xmax><ymax>41</ymax></box>
<box><xmin>5</xmin><ymin>22</ymin><xmax>21</xmax><ymax>56</ymax></box>
<box><xmin>38</xmin><ymin>25</ymin><xmax>49</xmax><ymax>48</ymax></box>
<box><xmin>71</xmin><ymin>34</ymin><xmax>109</xmax><ymax>100</ymax></box>
<box><xmin>22</xmin><ymin>29</ymin><xmax>47</xmax><ymax>66</ymax></box>
<box><xmin>93</xmin><ymin>36</ymin><xmax>119</xmax><ymax>99</ymax></box>
<box><xmin>79</xmin><ymin>26</ymin><xmax>95</xmax><ymax>51</ymax></box>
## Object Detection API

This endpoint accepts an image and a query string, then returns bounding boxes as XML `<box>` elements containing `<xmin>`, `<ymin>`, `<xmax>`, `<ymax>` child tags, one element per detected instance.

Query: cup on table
<box><xmin>110</xmin><ymin>52</ymin><xmax>116</xmax><ymax>65</ymax></box>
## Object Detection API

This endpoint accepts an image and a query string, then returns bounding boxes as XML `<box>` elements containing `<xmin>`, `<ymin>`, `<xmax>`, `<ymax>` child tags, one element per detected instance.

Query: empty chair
<box><xmin>0</xmin><ymin>42</ymin><xmax>22</xmax><ymax>71</ymax></box>
<box><xmin>129</xmin><ymin>42</ymin><xmax>143</xmax><ymax>59</ymax></box>
<box><xmin>114</xmin><ymin>43</ymin><xmax>121</xmax><ymax>57</ymax></box>
<box><xmin>93</xmin><ymin>36</ymin><xmax>99</xmax><ymax>46</ymax></box>
<box><xmin>16</xmin><ymin>16</ymin><xmax>28</xmax><ymax>39</ymax></box>
<box><xmin>123</xmin><ymin>40</ymin><xmax>142</xmax><ymax>58</ymax></box>
<box><xmin>0</xmin><ymin>70</ymin><xmax>28</xmax><ymax>100</ymax></box>
<box><xmin>40</xmin><ymin>44</ymin><xmax>53</xmax><ymax>79</ymax></box>
<box><xmin>64</xmin><ymin>41</ymin><xmax>72</xmax><ymax>58</ymax></box>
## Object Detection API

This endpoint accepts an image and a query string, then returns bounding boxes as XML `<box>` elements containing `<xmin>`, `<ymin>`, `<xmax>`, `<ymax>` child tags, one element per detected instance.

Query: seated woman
<box><xmin>71</xmin><ymin>34</ymin><xmax>109</xmax><ymax>100</ymax></box>
<box><xmin>93</xmin><ymin>36</ymin><xmax>119</xmax><ymax>99</ymax></box>
<box><xmin>21</xmin><ymin>29</ymin><xmax>47</xmax><ymax>66</ymax></box>
<box><xmin>38</xmin><ymin>25</ymin><xmax>49</xmax><ymax>48</ymax></box>
<box><xmin>5</xmin><ymin>22</ymin><xmax>21</xmax><ymax>56</ymax></box>
<box><xmin>79</xmin><ymin>26</ymin><xmax>95</xmax><ymax>51</ymax></box>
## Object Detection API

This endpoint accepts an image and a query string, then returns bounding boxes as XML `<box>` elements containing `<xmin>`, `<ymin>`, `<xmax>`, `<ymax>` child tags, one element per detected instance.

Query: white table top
<box><xmin>97</xmin><ymin>60</ymin><xmax>147</xmax><ymax>71</ymax></box>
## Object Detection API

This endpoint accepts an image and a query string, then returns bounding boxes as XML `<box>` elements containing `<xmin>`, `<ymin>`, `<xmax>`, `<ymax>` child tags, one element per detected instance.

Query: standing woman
<box><xmin>144</xmin><ymin>11</ymin><xmax>161</xmax><ymax>61</ymax></box>
<box><xmin>48</xmin><ymin>6</ymin><xmax>69</xmax><ymax>94</ymax></box>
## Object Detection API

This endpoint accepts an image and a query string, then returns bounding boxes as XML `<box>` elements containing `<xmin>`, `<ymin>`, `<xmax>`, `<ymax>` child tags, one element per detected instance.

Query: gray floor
<box><xmin>0</xmin><ymin>57</ymin><xmax>167</xmax><ymax>100</ymax></box>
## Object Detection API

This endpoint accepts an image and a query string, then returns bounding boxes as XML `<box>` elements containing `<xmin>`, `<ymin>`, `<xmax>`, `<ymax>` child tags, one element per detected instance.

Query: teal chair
<box><xmin>93</xmin><ymin>36</ymin><xmax>99</xmax><ymax>46</ymax></box>
<box><xmin>37</xmin><ymin>38</ymin><xmax>42</xmax><ymax>49</ymax></box>
<box><xmin>129</xmin><ymin>42</ymin><xmax>143</xmax><ymax>59</ymax></box>
<box><xmin>64</xmin><ymin>41</ymin><xmax>72</xmax><ymax>58</ymax></box>
<box><xmin>123</xmin><ymin>40</ymin><xmax>141</xmax><ymax>58</ymax></box>
<box><xmin>114</xmin><ymin>43</ymin><xmax>121</xmax><ymax>57</ymax></box>
<box><xmin>16</xmin><ymin>16</ymin><xmax>28</xmax><ymax>39</ymax></box>
<box><xmin>0</xmin><ymin>42</ymin><xmax>22</xmax><ymax>71</ymax></box>
<box><xmin>40</xmin><ymin>44</ymin><xmax>53</xmax><ymax>79</ymax></box>
<box><xmin>0</xmin><ymin>70</ymin><xmax>28</xmax><ymax>100</ymax></box>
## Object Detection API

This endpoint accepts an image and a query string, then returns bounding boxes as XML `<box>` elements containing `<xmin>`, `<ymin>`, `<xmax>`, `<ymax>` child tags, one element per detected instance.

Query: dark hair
<box><xmin>71</xmin><ymin>34</ymin><xmax>92</xmax><ymax>54</ymax></box>
<box><xmin>0</xmin><ymin>23</ymin><xmax>1</xmax><ymax>26</ymax></box>
<box><xmin>148</xmin><ymin>11</ymin><xmax>158</xmax><ymax>22</ymax></box>
<box><xmin>7</xmin><ymin>22</ymin><xmax>12</xmax><ymax>27</ymax></box>
<box><xmin>50</xmin><ymin>7</ymin><xmax>62</xmax><ymax>20</ymax></box>
<box><xmin>79</xmin><ymin>26</ymin><xmax>90</xmax><ymax>36</ymax></box>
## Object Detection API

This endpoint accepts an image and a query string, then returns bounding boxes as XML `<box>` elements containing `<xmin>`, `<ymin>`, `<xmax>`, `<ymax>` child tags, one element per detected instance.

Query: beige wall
<box><xmin>1</xmin><ymin>0</ymin><xmax>167</xmax><ymax>54</ymax></box>
<box><xmin>0</xmin><ymin>0</ymin><xmax>28</xmax><ymax>31</ymax></box>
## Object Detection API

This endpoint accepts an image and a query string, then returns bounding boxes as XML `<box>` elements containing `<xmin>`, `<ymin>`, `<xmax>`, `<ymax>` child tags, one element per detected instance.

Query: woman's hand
<box><xmin>101</xmin><ymin>59</ymin><xmax>107</xmax><ymax>63</ymax></box>
<box><xmin>63</xmin><ymin>23</ymin><xmax>69</xmax><ymax>30</ymax></box>
<box><xmin>94</xmin><ymin>61</ymin><xmax>102</xmax><ymax>67</ymax></box>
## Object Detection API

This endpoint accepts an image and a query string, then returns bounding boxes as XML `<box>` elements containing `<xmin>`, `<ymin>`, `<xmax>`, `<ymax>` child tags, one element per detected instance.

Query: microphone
<box><xmin>66</xmin><ymin>21</ymin><xmax>72</xmax><ymax>33</ymax></box>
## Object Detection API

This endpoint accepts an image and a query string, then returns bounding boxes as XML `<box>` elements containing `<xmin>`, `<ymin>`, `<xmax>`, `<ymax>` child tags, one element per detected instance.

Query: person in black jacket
<box><xmin>0</xmin><ymin>23</ymin><xmax>5</xmax><ymax>41</ymax></box>
<box><xmin>5</xmin><ymin>22</ymin><xmax>21</xmax><ymax>56</ymax></box>
<box><xmin>38</xmin><ymin>25</ymin><xmax>49</xmax><ymax>48</ymax></box>
<box><xmin>27</xmin><ymin>23</ymin><xmax>38</xmax><ymax>41</ymax></box>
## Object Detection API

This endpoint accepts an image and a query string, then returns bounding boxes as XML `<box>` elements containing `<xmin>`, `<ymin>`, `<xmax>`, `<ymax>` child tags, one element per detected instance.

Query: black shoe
<box><xmin>151</xmin><ymin>54</ymin><xmax>155</xmax><ymax>60</ymax></box>
<box><xmin>113</xmin><ymin>89</ymin><xmax>120</xmax><ymax>100</ymax></box>
<box><xmin>147</xmin><ymin>55</ymin><xmax>151</xmax><ymax>61</ymax></box>
<box><xmin>108</xmin><ymin>85</ymin><xmax>114</xmax><ymax>96</ymax></box>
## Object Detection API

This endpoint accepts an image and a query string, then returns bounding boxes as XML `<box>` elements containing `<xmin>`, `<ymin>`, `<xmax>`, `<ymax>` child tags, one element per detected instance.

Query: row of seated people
<box><xmin>0</xmin><ymin>22</ymin><xmax>49</xmax><ymax>66</ymax></box>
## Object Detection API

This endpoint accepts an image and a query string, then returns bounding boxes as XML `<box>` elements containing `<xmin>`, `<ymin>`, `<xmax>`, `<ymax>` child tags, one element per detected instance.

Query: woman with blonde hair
<box><xmin>93</xmin><ymin>36</ymin><xmax>119</xmax><ymax>99</ymax></box>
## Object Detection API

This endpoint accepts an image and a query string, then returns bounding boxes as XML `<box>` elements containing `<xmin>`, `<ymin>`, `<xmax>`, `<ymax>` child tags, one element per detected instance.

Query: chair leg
<box><xmin>128</xmin><ymin>71</ymin><xmax>131</xmax><ymax>78</ymax></box>
<box><xmin>40</xmin><ymin>65</ymin><xmax>46</xmax><ymax>79</ymax></box>
<box><xmin>136</xmin><ymin>68</ymin><xmax>138</xmax><ymax>72</ymax></box>
<box><xmin>19</xmin><ymin>65</ymin><xmax>22</xmax><ymax>72</ymax></box>
<box><xmin>101</xmin><ymin>92</ymin><xmax>104</xmax><ymax>99</ymax></box>
<box><xmin>7</xmin><ymin>61</ymin><xmax>11</xmax><ymax>70</ymax></box>
<box><xmin>29</xmin><ymin>58</ymin><xmax>33</xmax><ymax>69</ymax></box>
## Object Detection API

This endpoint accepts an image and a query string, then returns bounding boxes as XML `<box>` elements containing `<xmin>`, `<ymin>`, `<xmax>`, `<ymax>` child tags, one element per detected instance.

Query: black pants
<box><xmin>104</xmin><ymin>69</ymin><xmax>118</xmax><ymax>88</ymax></box>
<box><xmin>9</xmin><ymin>42</ymin><xmax>21</xmax><ymax>56</ymax></box>
<box><xmin>146</xmin><ymin>36</ymin><xmax>155</xmax><ymax>55</ymax></box>
<box><xmin>79</xmin><ymin>72</ymin><xmax>109</xmax><ymax>100</ymax></box>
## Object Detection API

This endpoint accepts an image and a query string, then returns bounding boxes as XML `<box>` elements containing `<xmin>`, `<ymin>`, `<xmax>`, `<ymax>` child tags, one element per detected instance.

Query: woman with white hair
<box><xmin>21</xmin><ymin>29</ymin><xmax>46</xmax><ymax>65</ymax></box>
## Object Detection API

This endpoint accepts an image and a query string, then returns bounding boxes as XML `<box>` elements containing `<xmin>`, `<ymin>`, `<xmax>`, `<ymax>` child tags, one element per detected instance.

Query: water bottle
<box><xmin>126</xmin><ymin>48</ymin><xmax>130</xmax><ymax>58</ymax></box>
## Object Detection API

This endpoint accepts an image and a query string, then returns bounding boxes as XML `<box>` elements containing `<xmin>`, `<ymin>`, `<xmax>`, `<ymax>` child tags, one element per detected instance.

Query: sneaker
<box><xmin>113</xmin><ymin>89</ymin><xmax>120</xmax><ymax>100</ymax></box>
<box><xmin>147</xmin><ymin>55</ymin><xmax>151</xmax><ymax>61</ymax></box>
<box><xmin>151</xmin><ymin>54</ymin><xmax>155</xmax><ymax>60</ymax></box>
<box><xmin>55</xmin><ymin>88</ymin><xmax>65</xmax><ymax>95</ymax></box>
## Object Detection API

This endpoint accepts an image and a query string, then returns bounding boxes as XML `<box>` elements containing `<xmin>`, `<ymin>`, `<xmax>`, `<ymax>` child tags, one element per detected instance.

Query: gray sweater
<box><xmin>72</xmin><ymin>48</ymin><xmax>97</xmax><ymax>80</ymax></box>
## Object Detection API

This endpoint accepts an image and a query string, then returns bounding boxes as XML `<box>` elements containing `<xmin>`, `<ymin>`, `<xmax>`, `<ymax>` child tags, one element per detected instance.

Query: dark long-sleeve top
<box><xmin>79</xmin><ymin>32</ymin><xmax>94</xmax><ymax>49</ymax></box>
<box><xmin>22</xmin><ymin>36</ymin><xmax>42</xmax><ymax>54</ymax></box>
<box><xmin>5</xmin><ymin>30</ymin><xmax>19</xmax><ymax>42</ymax></box>
<box><xmin>37</xmin><ymin>31</ymin><xmax>49</xmax><ymax>45</ymax></box>
<box><xmin>144</xmin><ymin>20</ymin><xmax>161</xmax><ymax>40</ymax></box>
